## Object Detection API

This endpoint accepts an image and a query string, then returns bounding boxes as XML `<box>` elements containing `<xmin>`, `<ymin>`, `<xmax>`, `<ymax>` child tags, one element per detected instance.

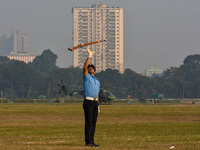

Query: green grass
<box><xmin>0</xmin><ymin>103</ymin><xmax>199</xmax><ymax>150</ymax></box>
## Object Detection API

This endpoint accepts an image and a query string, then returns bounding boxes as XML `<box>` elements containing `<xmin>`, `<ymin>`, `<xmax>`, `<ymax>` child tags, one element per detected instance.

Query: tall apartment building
<box><xmin>0</xmin><ymin>34</ymin><xmax>13</xmax><ymax>55</ymax></box>
<box><xmin>0</xmin><ymin>30</ymin><xmax>29</xmax><ymax>55</ymax></box>
<box><xmin>0</xmin><ymin>30</ymin><xmax>36</xmax><ymax>64</ymax></box>
<box><xmin>12</xmin><ymin>30</ymin><xmax>29</xmax><ymax>53</ymax></box>
<box><xmin>72</xmin><ymin>3</ymin><xmax>123</xmax><ymax>73</ymax></box>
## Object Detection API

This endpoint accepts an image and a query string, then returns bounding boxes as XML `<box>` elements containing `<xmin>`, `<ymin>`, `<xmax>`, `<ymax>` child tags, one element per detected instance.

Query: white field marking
<box><xmin>169</xmin><ymin>146</ymin><xmax>175</xmax><ymax>149</ymax></box>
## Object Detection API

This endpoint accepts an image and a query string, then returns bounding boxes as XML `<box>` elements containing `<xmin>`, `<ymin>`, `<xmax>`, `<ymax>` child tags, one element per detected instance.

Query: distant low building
<box><xmin>7</xmin><ymin>53</ymin><xmax>36</xmax><ymax>63</ymax></box>
<box><xmin>145</xmin><ymin>67</ymin><xmax>163</xmax><ymax>77</ymax></box>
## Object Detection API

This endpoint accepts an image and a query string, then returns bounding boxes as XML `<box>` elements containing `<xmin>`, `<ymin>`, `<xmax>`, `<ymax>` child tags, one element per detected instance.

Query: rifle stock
<box><xmin>68</xmin><ymin>40</ymin><xmax>106</xmax><ymax>51</ymax></box>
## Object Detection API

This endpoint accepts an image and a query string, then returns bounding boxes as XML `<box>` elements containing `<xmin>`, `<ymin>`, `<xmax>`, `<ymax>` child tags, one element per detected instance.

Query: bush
<box><xmin>139</xmin><ymin>98</ymin><xmax>146</xmax><ymax>103</ymax></box>
<box><xmin>113</xmin><ymin>99</ymin><xmax>133</xmax><ymax>104</ymax></box>
<box><xmin>13</xmin><ymin>99</ymin><xmax>35</xmax><ymax>103</ymax></box>
<box><xmin>161</xmin><ymin>100</ymin><xmax>181</xmax><ymax>104</ymax></box>
<box><xmin>36</xmin><ymin>99</ymin><xmax>48</xmax><ymax>103</ymax></box>
<box><xmin>65</xmin><ymin>96</ymin><xmax>77</xmax><ymax>100</ymax></box>
<box><xmin>0</xmin><ymin>99</ymin><xmax>9</xmax><ymax>103</ymax></box>
<box><xmin>64</xmin><ymin>99</ymin><xmax>83</xmax><ymax>103</ymax></box>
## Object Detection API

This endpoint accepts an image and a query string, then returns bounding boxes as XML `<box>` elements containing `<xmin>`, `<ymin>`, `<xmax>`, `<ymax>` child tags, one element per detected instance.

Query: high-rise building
<box><xmin>0</xmin><ymin>30</ymin><xmax>36</xmax><ymax>64</ymax></box>
<box><xmin>72</xmin><ymin>3</ymin><xmax>123</xmax><ymax>73</ymax></box>
<box><xmin>0</xmin><ymin>34</ymin><xmax>13</xmax><ymax>55</ymax></box>
<box><xmin>12</xmin><ymin>30</ymin><xmax>29</xmax><ymax>53</ymax></box>
<box><xmin>0</xmin><ymin>30</ymin><xmax>29</xmax><ymax>55</ymax></box>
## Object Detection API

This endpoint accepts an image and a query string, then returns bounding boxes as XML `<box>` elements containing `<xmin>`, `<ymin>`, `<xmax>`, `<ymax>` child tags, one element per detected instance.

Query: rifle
<box><xmin>68</xmin><ymin>40</ymin><xmax>106</xmax><ymax>51</ymax></box>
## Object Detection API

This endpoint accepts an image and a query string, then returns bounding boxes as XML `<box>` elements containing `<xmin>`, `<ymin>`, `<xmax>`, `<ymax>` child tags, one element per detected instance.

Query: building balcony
<box><xmin>106</xmin><ymin>58</ymin><xmax>115</xmax><ymax>61</ymax></box>
<box><xmin>79</xmin><ymin>34</ymin><xmax>88</xmax><ymax>37</ymax></box>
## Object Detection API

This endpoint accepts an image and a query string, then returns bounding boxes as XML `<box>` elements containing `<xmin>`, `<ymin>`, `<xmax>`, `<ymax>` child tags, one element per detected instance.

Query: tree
<box><xmin>0</xmin><ymin>61</ymin><xmax>39</xmax><ymax>98</ymax></box>
<box><xmin>183</xmin><ymin>54</ymin><xmax>200</xmax><ymax>65</ymax></box>
<box><xmin>96</xmin><ymin>69</ymin><xmax>126</xmax><ymax>98</ymax></box>
<box><xmin>0</xmin><ymin>56</ymin><xmax>10</xmax><ymax>64</ymax></box>
<box><xmin>29</xmin><ymin>49</ymin><xmax>58</xmax><ymax>72</ymax></box>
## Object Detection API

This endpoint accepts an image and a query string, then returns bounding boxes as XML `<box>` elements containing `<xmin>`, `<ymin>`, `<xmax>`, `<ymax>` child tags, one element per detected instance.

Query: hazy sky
<box><xmin>0</xmin><ymin>0</ymin><xmax>200</xmax><ymax>73</ymax></box>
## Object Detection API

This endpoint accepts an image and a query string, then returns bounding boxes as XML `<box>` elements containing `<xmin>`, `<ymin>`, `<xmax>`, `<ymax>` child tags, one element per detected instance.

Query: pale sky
<box><xmin>0</xmin><ymin>0</ymin><xmax>200</xmax><ymax>73</ymax></box>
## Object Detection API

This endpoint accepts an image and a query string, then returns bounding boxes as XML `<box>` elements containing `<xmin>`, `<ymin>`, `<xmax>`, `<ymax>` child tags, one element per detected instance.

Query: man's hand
<box><xmin>87</xmin><ymin>47</ymin><xmax>95</xmax><ymax>58</ymax></box>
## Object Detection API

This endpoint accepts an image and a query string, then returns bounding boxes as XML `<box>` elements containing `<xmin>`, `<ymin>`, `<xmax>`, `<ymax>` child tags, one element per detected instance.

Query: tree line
<box><xmin>0</xmin><ymin>49</ymin><xmax>200</xmax><ymax>99</ymax></box>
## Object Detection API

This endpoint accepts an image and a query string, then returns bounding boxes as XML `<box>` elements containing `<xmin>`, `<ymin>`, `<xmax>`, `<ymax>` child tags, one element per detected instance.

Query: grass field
<box><xmin>0</xmin><ymin>103</ymin><xmax>199</xmax><ymax>150</ymax></box>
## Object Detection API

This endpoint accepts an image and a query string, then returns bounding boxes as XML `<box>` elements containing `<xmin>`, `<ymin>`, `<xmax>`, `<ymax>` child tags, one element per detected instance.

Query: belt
<box><xmin>85</xmin><ymin>96</ymin><xmax>98</xmax><ymax>101</ymax></box>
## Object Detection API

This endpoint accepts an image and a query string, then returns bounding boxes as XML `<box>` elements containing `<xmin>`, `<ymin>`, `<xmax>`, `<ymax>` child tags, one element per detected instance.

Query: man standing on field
<box><xmin>83</xmin><ymin>47</ymin><xmax>100</xmax><ymax>147</ymax></box>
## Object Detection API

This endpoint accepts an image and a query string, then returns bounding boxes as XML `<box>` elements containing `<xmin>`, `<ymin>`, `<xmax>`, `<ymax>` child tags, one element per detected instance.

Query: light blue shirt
<box><xmin>83</xmin><ymin>73</ymin><xmax>100</xmax><ymax>98</ymax></box>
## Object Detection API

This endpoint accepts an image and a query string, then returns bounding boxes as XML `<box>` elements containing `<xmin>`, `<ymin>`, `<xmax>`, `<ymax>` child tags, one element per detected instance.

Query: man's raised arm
<box><xmin>83</xmin><ymin>57</ymin><xmax>90</xmax><ymax>75</ymax></box>
<box><xmin>83</xmin><ymin>47</ymin><xmax>95</xmax><ymax>75</ymax></box>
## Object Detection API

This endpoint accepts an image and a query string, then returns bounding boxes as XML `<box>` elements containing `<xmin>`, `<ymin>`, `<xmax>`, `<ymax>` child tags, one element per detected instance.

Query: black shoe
<box><xmin>92</xmin><ymin>143</ymin><xmax>100</xmax><ymax>147</ymax></box>
<box><xmin>85</xmin><ymin>143</ymin><xmax>93</xmax><ymax>147</ymax></box>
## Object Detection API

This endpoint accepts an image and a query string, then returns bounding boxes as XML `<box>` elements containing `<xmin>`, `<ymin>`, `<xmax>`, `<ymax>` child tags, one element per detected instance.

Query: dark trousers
<box><xmin>83</xmin><ymin>99</ymin><xmax>98</xmax><ymax>144</ymax></box>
